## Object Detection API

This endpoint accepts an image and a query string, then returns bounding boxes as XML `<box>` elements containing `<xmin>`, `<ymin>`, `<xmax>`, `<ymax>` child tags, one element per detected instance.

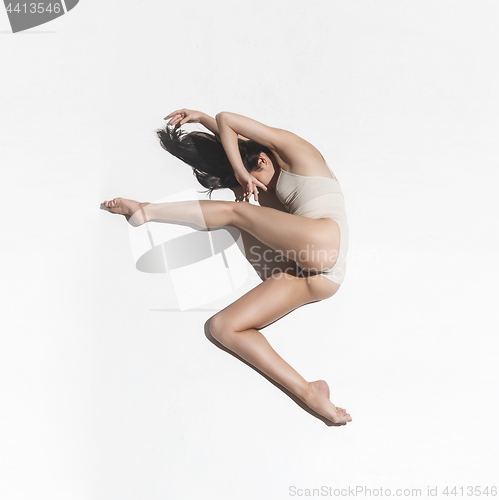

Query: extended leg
<box><xmin>101</xmin><ymin>197</ymin><xmax>341</xmax><ymax>296</ymax></box>
<box><xmin>102</xmin><ymin>197</ymin><xmax>338</xmax><ymax>270</ymax></box>
<box><xmin>209</xmin><ymin>270</ymin><xmax>352</xmax><ymax>425</ymax></box>
<box><xmin>144</xmin><ymin>199</ymin><xmax>340</xmax><ymax>272</ymax></box>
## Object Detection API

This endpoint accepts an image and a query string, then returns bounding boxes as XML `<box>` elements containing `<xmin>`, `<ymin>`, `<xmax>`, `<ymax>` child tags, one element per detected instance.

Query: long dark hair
<box><xmin>155</xmin><ymin>125</ymin><xmax>272</xmax><ymax>198</ymax></box>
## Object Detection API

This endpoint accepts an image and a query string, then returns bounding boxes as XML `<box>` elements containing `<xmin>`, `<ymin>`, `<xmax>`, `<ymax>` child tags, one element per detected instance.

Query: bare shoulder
<box><xmin>215</xmin><ymin>112</ymin><xmax>333</xmax><ymax>177</ymax></box>
<box><xmin>272</xmin><ymin>129</ymin><xmax>333</xmax><ymax>177</ymax></box>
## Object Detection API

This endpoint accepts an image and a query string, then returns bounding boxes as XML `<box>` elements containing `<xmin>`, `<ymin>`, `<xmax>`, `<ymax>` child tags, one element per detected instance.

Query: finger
<box><xmin>169</xmin><ymin>112</ymin><xmax>184</xmax><ymax>126</ymax></box>
<box><xmin>251</xmin><ymin>177</ymin><xmax>267</xmax><ymax>192</ymax></box>
<box><xmin>166</xmin><ymin>114</ymin><xmax>179</xmax><ymax>125</ymax></box>
<box><xmin>164</xmin><ymin>110</ymin><xmax>182</xmax><ymax>120</ymax></box>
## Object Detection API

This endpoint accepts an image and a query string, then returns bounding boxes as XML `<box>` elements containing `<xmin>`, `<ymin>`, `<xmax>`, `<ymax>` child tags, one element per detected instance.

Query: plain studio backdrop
<box><xmin>1</xmin><ymin>1</ymin><xmax>498</xmax><ymax>499</ymax></box>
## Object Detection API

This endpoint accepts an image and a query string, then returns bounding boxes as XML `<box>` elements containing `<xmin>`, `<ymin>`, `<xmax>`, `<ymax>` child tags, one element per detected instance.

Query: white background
<box><xmin>1</xmin><ymin>1</ymin><xmax>498</xmax><ymax>499</ymax></box>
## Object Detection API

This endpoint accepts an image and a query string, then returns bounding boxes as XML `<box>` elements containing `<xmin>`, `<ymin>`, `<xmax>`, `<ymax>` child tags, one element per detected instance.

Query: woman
<box><xmin>101</xmin><ymin>109</ymin><xmax>352</xmax><ymax>425</ymax></box>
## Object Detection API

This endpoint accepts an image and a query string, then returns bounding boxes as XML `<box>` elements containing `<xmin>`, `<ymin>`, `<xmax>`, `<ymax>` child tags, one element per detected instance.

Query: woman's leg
<box><xmin>101</xmin><ymin>197</ymin><xmax>340</xmax><ymax>296</ymax></box>
<box><xmin>102</xmin><ymin>197</ymin><xmax>340</xmax><ymax>272</ymax></box>
<box><xmin>101</xmin><ymin>197</ymin><xmax>350</xmax><ymax>422</ymax></box>
<box><xmin>148</xmin><ymin>200</ymin><xmax>339</xmax><ymax>272</ymax></box>
<box><xmin>210</xmin><ymin>270</ymin><xmax>352</xmax><ymax>424</ymax></box>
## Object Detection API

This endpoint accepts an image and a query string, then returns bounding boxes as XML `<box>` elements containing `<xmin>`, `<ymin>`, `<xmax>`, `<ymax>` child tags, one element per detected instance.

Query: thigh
<box><xmin>232</xmin><ymin>202</ymin><xmax>340</xmax><ymax>271</ymax></box>
<box><xmin>212</xmin><ymin>271</ymin><xmax>320</xmax><ymax>333</ymax></box>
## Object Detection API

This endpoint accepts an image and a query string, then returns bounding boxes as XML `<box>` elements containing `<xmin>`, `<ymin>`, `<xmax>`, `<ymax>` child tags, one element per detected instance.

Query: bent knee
<box><xmin>209</xmin><ymin>313</ymin><xmax>232</xmax><ymax>343</ymax></box>
<box><xmin>307</xmin><ymin>274</ymin><xmax>340</xmax><ymax>301</ymax></box>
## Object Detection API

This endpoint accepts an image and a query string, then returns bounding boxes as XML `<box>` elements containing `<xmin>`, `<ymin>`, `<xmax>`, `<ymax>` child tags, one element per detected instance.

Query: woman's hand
<box><xmin>164</xmin><ymin>108</ymin><xmax>204</xmax><ymax>127</ymax></box>
<box><xmin>234</xmin><ymin>169</ymin><xmax>267</xmax><ymax>203</ymax></box>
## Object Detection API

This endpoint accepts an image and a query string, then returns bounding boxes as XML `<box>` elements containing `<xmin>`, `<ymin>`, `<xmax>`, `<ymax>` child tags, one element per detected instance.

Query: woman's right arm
<box><xmin>165</xmin><ymin>108</ymin><xmax>264</xmax><ymax>200</ymax></box>
<box><xmin>199</xmin><ymin>113</ymin><xmax>220</xmax><ymax>137</ymax></box>
<box><xmin>165</xmin><ymin>109</ymin><xmax>249</xmax><ymax>141</ymax></box>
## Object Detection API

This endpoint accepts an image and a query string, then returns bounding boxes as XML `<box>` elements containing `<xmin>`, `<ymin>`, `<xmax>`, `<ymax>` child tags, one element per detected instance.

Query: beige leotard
<box><xmin>275</xmin><ymin>167</ymin><xmax>349</xmax><ymax>285</ymax></box>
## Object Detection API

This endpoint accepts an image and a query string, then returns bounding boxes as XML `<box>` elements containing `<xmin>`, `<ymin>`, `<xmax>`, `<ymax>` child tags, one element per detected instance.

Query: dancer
<box><xmin>101</xmin><ymin>109</ymin><xmax>352</xmax><ymax>425</ymax></box>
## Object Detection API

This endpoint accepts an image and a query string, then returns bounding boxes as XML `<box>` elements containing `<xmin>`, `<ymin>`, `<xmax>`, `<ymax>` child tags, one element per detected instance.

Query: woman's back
<box><xmin>270</xmin><ymin>129</ymin><xmax>337</xmax><ymax>181</ymax></box>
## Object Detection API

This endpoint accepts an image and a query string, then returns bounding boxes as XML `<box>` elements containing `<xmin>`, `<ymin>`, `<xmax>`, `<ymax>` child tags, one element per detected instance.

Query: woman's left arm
<box><xmin>216</xmin><ymin>112</ymin><xmax>274</xmax><ymax>201</ymax></box>
<box><xmin>217</xmin><ymin>111</ymin><xmax>329</xmax><ymax>177</ymax></box>
<box><xmin>201</xmin><ymin>113</ymin><xmax>250</xmax><ymax>141</ymax></box>
<box><xmin>216</xmin><ymin>112</ymin><xmax>283</xmax><ymax>150</ymax></box>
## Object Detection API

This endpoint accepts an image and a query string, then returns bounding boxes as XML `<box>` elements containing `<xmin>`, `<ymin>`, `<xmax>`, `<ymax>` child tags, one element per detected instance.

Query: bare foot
<box><xmin>304</xmin><ymin>380</ymin><xmax>352</xmax><ymax>425</ymax></box>
<box><xmin>100</xmin><ymin>197</ymin><xmax>150</xmax><ymax>227</ymax></box>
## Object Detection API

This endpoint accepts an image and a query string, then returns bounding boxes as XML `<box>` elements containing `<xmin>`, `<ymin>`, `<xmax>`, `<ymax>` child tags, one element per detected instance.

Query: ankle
<box><xmin>300</xmin><ymin>381</ymin><xmax>312</xmax><ymax>403</ymax></box>
<box><xmin>139</xmin><ymin>202</ymin><xmax>152</xmax><ymax>222</ymax></box>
